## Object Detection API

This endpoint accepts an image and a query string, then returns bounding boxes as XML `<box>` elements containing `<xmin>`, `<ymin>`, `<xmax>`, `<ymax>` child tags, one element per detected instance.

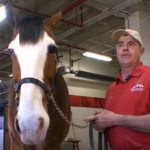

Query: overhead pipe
<box><xmin>11</xmin><ymin>5</ymin><xmax>83</xmax><ymax>27</ymax></box>
<box><xmin>57</xmin><ymin>42</ymin><xmax>116</xmax><ymax>58</ymax></box>
<box><xmin>8</xmin><ymin>0</ymin><xmax>87</xmax><ymax>28</ymax></box>
<box><xmin>62</xmin><ymin>0</ymin><xmax>87</xmax><ymax>14</ymax></box>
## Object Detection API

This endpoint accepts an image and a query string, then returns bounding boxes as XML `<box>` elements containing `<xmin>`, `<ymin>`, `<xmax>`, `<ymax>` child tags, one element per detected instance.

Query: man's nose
<box><xmin>123</xmin><ymin>45</ymin><xmax>128</xmax><ymax>51</ymax></box>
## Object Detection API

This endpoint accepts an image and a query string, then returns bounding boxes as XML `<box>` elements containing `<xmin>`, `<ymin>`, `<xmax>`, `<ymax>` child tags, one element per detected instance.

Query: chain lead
<box><xmin>49</xmin><ymin>95</ymin><xmax>89</xmax><ymax>129</ymax></box>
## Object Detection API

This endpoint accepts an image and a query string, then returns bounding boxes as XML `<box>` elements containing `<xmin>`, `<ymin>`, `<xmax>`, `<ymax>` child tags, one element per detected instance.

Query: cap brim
<box><xmin>112</xmin><ymin>29</ymin><xmax>130</xmax><ymax>44</ymax></box>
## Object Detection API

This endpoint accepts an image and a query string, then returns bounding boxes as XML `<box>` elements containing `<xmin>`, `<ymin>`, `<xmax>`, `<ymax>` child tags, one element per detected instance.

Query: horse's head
<box><xmin>6</xmin><ymin>3</ymin><xmax>62</xmax><ymax>145</ymax></box>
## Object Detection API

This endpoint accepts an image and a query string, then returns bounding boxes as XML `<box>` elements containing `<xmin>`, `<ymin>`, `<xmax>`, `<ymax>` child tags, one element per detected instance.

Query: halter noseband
<box><xmin>14</xmin><ymin>73</ymin><xmax>57</xmax><ymax>106</ymax></box>
<box><xmin>14</xmin><ymin>78</ymin><xmax>49</xmax><ymax>93</ymax></box>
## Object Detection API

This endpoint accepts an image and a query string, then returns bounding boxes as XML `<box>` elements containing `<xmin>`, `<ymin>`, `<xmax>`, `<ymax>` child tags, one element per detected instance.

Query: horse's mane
<box><xmin>53</xmin><ymin>70</ymin><xmax>70</xmax><ymax>111</ymax></box>
<box><xmin>46</xmin><ymin>70</ymin><xmax>71</xmax><ymax>143</ymax></box>
<box><xmin>18</xmin><ymin>15</ymin><xmax>44</xmax><ymax>45</ymax></box>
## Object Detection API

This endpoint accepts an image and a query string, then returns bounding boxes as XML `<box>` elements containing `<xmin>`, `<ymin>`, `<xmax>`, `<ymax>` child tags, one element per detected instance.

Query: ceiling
<box><xmin>0</xmin><ymin>0</ymin><xmax>149</xmax><ymax>98</ymax></box>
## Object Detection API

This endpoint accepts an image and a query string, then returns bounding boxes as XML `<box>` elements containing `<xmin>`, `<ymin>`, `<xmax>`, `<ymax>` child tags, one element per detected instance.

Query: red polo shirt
<box><xmin>104</xmin><ymin>62</ymin><xmax>150</xmax><ymax>150</ymax></box>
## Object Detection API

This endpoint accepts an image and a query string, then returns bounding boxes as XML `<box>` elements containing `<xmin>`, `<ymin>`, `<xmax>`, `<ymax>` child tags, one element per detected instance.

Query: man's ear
<box><xmin>140</xmin><ymin>47</ymin><xmax>145</xmax><ymax>56</ymax></box>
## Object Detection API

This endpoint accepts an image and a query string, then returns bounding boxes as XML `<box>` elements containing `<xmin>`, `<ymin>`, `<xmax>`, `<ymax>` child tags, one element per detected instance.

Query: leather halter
<box><xmin>14</xmin><ymin>78</ymin><xmax>49</xmax><ymax>94</ymax></box>
<box><xmin>14</xmin><ymin>74</ymin><xmax>57</xmax><ymax>136</ymax></box>
<box><xmin>14</xmin><ymin>74</ymin><xmax>56</xmax><ymax>104</ymax></box>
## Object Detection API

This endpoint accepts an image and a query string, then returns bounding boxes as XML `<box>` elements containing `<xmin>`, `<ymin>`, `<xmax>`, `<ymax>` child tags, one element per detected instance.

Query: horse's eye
<box><xmin>48</xmin><ymin>45</ymin><xmax>57</xmax><ymax>54</ymax></box>
<box><xmin>8</xmin><ymin>48</ymin><xmax>14</xmax><ymax>57</ymax></box>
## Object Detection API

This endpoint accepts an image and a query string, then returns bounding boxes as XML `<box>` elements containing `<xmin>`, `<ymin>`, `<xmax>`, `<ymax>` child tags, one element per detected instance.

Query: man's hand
<box><xmin>84</xmin><ymin>109</ymin><xmax>150</xmax><ymax>133</ymax></box>
<box><xmin>84</xmin><ymin>109</ymin><xmax>121</xmax><ymax>131</ymax></box>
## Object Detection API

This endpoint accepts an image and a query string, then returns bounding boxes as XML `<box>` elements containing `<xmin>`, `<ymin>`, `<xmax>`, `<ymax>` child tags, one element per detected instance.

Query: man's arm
<box><xmin>116</xmin><ymin>114</ymin><xmax>150</xmax><ymax>132</ymax></box>
<box><xmin>84</xmin><ymin>109</ymin><xmax>150</xmax><ymax>133</ymax></box>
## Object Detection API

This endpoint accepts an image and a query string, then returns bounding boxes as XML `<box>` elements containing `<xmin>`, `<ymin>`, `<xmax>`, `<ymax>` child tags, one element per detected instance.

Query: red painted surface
<box><xmin>62</xmin><ymin>0</ymin><xmax>87</xmax><ymax>14</ymax></box>
<box><xmin>69</xmin><ymin>95</ymin><xmax>105</xmax><ymax>108</ymax></box>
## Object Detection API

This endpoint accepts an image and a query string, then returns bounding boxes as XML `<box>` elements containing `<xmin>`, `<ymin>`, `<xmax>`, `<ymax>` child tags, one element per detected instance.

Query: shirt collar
<box><xmin>116</xmin><ymin>62</ymin><xmax>145</xmax><ymax>84</ymax></box>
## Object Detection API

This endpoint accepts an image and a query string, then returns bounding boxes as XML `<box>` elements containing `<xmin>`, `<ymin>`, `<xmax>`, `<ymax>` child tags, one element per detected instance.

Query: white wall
<box><xmin>65</xmin><ymin>75</ymin><xmax>111</xmax><ymax>98</ymax></box>
<box><xmin>58</xmin><ymin>50</ymin><xmax>119</xmax><ymax>77</ymax></box>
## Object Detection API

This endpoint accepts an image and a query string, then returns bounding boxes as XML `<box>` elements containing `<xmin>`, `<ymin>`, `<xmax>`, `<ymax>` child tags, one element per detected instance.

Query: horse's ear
<box><xmin>43</xmin><ymin>11</ymin><xmax>62</xmax><ymax>30</ymax></box>
<box><xmin>5</xmin><ymin>1</ymin><xmax>17</xmax><ymax>29</ymax></box>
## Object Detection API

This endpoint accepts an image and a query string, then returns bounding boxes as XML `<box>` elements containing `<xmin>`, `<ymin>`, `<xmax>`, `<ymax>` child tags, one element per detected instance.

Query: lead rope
<box><xmin>48</xmin><ymin>94</ymin><xmax>89</xmax><ymax>129</ymax></box>
<box><xmin>49</xmin><ymin>94</ymin><xmax>109</xmax><ymax>150</ymax></box>
<box><xmin>89</xmin><ymin>120</ymin><xmax>95</xmax><ymax>150</ymax></box>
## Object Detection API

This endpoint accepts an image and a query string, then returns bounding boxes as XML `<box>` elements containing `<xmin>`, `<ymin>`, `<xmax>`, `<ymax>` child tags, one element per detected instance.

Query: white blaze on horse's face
<box><xmin>9</xmin><ymin>31</ymin><xmax>55</xmax><ymax>145</ymax></box>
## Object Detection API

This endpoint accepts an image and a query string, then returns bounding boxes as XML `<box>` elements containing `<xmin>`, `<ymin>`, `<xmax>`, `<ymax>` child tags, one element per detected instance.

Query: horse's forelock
<box><xmin>18</xmin><ymin>15</ymin><xmax>44</xmax><ymax>45</ymax></box>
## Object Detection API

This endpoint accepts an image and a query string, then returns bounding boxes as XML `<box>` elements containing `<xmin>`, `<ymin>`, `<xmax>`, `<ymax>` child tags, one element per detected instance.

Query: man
<box><xmin>84</xmin><ymin>29</ymin><xmax>150</xmax><ymax>150</ymax></box>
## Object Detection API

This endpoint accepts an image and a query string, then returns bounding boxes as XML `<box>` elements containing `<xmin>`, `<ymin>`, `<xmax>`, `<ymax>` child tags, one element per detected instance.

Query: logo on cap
<box><xmin>127</xmin><ymin>30</ymin><xmax>132</xmax><ymax>33</ymax></box>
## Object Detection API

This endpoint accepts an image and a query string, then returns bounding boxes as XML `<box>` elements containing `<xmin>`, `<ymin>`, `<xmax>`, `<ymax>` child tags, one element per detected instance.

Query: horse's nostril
<box><xmin>37</xmin><ymin>118</ymin><xmax>44</xmax><ymax>134</ymax></box>
<box><xmin>14</xmin><ymin>116</ymin><xmax>22</xmax><ymax>135</ymax></box>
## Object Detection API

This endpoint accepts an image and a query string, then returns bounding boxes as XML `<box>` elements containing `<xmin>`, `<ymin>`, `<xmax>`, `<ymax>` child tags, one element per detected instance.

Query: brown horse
<box><xmin>6</xmin><ymin>3</ymin><xmax>71</xmax><ymax>150</ymax></box>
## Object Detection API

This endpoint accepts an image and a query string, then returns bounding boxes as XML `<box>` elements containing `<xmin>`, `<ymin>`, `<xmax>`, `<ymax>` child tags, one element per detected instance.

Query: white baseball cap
<box><xmin>112</xmin><ymin>29</ymin><xmax>143</xmax><ymax>46</ymax></box>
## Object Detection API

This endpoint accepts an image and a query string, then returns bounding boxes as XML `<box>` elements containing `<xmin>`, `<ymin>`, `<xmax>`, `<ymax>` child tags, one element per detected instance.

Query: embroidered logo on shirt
<box><xmin>131</xmin><ymin>79</ymin><xmax>144</xmax><ymax>92</ymax></box>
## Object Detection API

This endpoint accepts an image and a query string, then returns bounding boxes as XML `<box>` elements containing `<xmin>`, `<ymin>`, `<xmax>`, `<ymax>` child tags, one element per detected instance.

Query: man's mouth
<box><xmin>122</xmin><ymin>54</ymin><xmax>130</xmax><ymax>56</ymax></box>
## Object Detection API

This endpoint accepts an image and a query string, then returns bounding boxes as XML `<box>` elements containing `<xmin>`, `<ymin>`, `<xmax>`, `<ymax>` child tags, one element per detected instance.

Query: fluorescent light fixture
<box><xmin>9</xmin><ymin>74</ymin><xmax>13</xmax><ymax>77</ymax></box>
<box><xmin>83</xmin><ymin>51</ymin><xmax>112</xmax><ymax>61</ymax></box>
<box><xmin>0</xmin><ymin>80</ymin><xmax>1</xmax><ymax>82</ymax></box>
<box><xmin>0</xmin><ymin>6</ymin><xmax>6</xmax><ymax>22</ymax></box>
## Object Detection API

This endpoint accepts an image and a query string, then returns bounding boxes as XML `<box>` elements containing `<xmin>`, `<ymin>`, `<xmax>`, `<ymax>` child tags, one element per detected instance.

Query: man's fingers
<box><xmin>94</xmin><ymin>125</ymin><xmax>105</xmax><ymax>132</ymax></box>
<box><xmin>95</xmin><ymin>108</ymin><xmax>103</xmax><ymax>113</ymax></box>
<box><xmin>83</xmin><ymin>115</ymin><xmax>97</xmax><ymax>121</ymax></box>
<box><xmin>98</xmin><ymin>128</ymin><xmax>105</xmax><ymax>133</ymax></box>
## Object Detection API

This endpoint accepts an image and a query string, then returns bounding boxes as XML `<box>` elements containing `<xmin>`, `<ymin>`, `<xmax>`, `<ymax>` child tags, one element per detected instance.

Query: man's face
<box><xmin>116</xmin><ymin>35</ymin><xmax>144</xmax><ymax>67</ymax></box>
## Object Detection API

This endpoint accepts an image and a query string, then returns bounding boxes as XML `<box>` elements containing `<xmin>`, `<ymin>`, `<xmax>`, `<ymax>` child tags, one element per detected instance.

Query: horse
<box><xmin>5</xmin><ymin>3</ymin><xmax>71</xmax><ymax>150</ymax></box>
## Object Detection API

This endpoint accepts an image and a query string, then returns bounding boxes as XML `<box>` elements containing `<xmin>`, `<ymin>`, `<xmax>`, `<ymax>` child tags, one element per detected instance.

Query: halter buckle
<box><xmin>48</xmin><ymin>88</ymin><xmax>52</xmax><ymax>99</ymax></box>
<box><xmin>15</xmin><ymin>93</ymin><xmax>19</xmax><ymax>107</ymax></box>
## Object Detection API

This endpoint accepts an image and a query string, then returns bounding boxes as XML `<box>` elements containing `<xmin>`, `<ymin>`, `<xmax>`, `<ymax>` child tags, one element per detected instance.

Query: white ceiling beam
<box><xmin>85</xmin><ymin>0</ymin><xmax>129</xmax><ymax>22</ymax></box>
<box><xmin>88</xmin><ymin>40</ymin><xmax>115</xmax><ymax>50</ymax></box>
<box><xmin>101</xmin><ymin>48</ymin><xmax>115</xmax><ymax>54</ymax></box>
<box><xmin>85</xmin><ymin>0</ymin><xmax>106</xmax><ymax>11</ymax></box>
<box><xmin>90</xmin><ymin>40</ymin><xmax>114</xmax><ymax>48</ymax></box>
<box><xmin>72</xmin><ymin>25</ymin><xmax>124</xmax><ymax>46</ymax></box>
